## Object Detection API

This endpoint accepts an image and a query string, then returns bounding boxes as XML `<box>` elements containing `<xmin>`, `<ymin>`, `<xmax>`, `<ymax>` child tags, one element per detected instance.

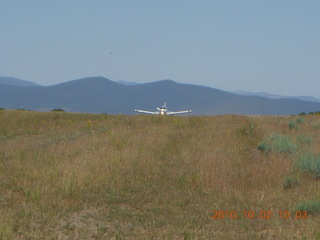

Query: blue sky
<box><xmin>1</xmin><ymin>1</ymin><xmax>319</xmax><ymax>97</ymax></box>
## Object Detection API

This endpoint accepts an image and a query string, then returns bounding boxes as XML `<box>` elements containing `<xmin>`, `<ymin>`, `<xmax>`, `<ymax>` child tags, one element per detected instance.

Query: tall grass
<box><xmin>0</xmin><ymin>111</ymin><xmax>319</xmax><ymax>239</ymax></box>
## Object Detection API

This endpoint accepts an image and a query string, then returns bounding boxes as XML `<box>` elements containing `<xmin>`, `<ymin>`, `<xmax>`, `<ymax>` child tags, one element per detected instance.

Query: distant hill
<box><xmin>116</xmin><ymin>80</ymin><xmax>139</xmax><ymax>86</ymax></box>
<box><xmin>232</xmin><ymin>90</ymin><xmax>320</xmax><ymax>103</ymax></box>
<box><xmin>1</xmin><ymin>76</ymin><xmax>320</xmax><ymax>115</ymax></box>
<box><xmin>0</xmin><ymin>76</ymin><xmax>39</xmax><ymax>87</ymax></box>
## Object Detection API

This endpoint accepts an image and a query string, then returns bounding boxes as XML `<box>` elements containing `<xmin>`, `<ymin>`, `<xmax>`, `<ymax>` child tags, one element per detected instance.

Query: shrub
<box><xmin>288</xmin><ymin>119</ymin><xmax>296</xmax><ymax>129</ymax></box>
<box><xmin>283</xmin><ymin>176</ymin><xmax>300</xmax><ymax>189</ymax></box>
<box><xmin>296</xmin><ymin>116</ymin><xmax>304</xmax><ymax>124</ymax></box>
<box><xmin>297</xmin><ymin>153</ymin><xmax>320</xmax><ymax>178</ymax></box>
<box><xmin>296</xmin><ymin>135</ymin><xmax>313</xmax><ymax>145</ymax></box>
<box><xmin>295</xmin><ymin>199</ymin><xmax>320</xmax><ymax>215</ymax></box>
<box><xmin>258</xmin><ymin>134</ymin><xmax>297</xmax><ymax>153</ymax></box>
<box><xmin>288</xmin><ymin>117</ymin><xmax>304</xmax><ymax>129</ymax></box>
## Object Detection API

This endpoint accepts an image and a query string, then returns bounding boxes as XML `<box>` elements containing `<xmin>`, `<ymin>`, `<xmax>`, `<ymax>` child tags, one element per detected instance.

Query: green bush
<box><xmin>288</xmin><ymin>119</ymin><xmax>296</xmax><ymax>129</ymax></box>
<box><xmin>296</xmin><ymin>116</ymin><xmax>304</xmax><ymax>124</ymax></box>
<box><xmin>288</xmin><ymin>117</ymin><xmax>304</xmax><ymax>129</ymax></box>
<box><xmin>296</xmin><ymin>135</ymin><xmax>313</xmax><ymax>145</ymax></box>
<box><xmin>258</xmin><ymin>134</ymin><xmax>296</xmax><ymax>153</ymax></box>
<box><xmin>297</xmin><ymin>153</ymin><xmax>320</xmax><ymax>177</ymax></box>
<box><xmin>295</xmin><ymin>199</ymin><xmax>320</xmax><ymax>215</ymax></box>
<box><xmin>283</xmin><ymin>176</ymin><xmax>300</xmax><ymax>189</ymax></box>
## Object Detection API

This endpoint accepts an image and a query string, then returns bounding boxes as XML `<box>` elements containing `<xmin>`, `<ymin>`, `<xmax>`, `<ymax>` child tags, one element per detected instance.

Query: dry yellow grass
<box><xmin>1</xmin><ymin>110</ymin><xmax>320</xmax><ymax>239</ymax></box>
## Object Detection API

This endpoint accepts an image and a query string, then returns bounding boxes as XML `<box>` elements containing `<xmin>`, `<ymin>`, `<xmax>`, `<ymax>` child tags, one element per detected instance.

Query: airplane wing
<box><xmin>166</xmin><ymin>110</ymin><xmax>192</xmax><ymax>115</ymax></box>
<box><xmin>135</xmin><ymin>109</ymin><xmax>159</xmax><ymax>114</ymax></box>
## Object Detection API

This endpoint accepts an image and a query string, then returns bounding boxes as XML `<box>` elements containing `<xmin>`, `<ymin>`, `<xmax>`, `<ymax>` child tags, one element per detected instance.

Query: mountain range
<box><xmin>1</xmin><ymin>76</ymin><xmax>320</xmax><ymax>115</ymax></box>
<box><xmin>0</xmin><ymin>77</ymin><xmax>39</xmax><ymax>87</ymax></box>
<box><xmin>231</xmin><ymin>90</ymin><xmax>320</xmax><ymax>103</ymax></box>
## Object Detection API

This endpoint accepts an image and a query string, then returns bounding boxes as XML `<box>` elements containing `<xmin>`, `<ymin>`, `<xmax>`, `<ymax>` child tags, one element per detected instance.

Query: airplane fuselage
<box><xmin>157</xmin><ymin>107</ymin><xmax>167</xmax><ymax>115</ymax></box>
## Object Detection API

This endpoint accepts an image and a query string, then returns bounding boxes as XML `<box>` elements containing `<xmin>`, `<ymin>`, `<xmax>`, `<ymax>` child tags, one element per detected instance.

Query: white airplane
<box><xmin>135</xmin><ymin>103</ymin><xmax>192</xmax><ymax>115</ymax></box>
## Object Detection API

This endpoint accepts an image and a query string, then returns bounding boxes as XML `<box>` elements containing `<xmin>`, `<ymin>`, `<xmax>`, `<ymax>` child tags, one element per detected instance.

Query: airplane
<box><xmin>135</xmin><ymin>103</ymin><xmax>192</xmax><ymax>115</ymax></box>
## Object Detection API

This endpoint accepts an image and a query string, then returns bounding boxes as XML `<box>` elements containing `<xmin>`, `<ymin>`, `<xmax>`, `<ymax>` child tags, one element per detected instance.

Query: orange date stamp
<box><xmin>211</xmin><ymin>210</ymin><xmax>308</xmax><ymax>220</ymax></box>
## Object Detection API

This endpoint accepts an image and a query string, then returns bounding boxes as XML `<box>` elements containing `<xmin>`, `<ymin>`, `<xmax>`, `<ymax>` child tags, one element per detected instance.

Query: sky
<box><xmin>1</xmin><ymin>1</ymin><xmax>320</xmax><ymax>97</ymax></box>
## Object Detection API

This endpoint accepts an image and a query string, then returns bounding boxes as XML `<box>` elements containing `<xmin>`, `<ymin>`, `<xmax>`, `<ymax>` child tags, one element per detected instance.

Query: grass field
<box><xmin>1</xmin><ymin>110</ymin><xmax>320</xmax><ymax>239</ymax></box>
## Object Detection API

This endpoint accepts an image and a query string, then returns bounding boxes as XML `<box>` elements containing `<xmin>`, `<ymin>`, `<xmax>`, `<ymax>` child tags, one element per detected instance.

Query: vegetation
<box><xmin>288</xmin><ymin>116</ymin><xmax>304</xmax><ymax>130</ymax></box>
<box><xmin>295</xmin><ymin>199</ymin><xmax>320</xmax><ymax>215</ymax></box>
<box><xmin>257</xmin><ymin>133</ymin><xmax>296</xmax><ymax>153</ymax></box>
<box><xmin>283</xmin><ymin>175</ymin><xmax>300</xmax><ymax>189</ymax></box>
<box><xmin>51</xmin><ymin>108</ymin><xmax>65</xmax><ymax>112</ymax></box>
<box><xmin>297</xmin><ymin>152</ymin><xmax>320</xmax><ymax>178</ymax></box>
<box><xmin>299</xmin><ymin>111</ymin><xmax>320</xmax><ymax>116</ymax></box>
<box><xmin>288</xmin><ymin>119</ymin><xmax>296</xmax><ymax>129</ymax></box>
<box><xmin>308</xmin><ymin>111</ymin><xmax>320</xmax><ymax>116</ymax></box>
<box><xmin>296</xmin><ymin>134</ymin><xmax>313</xmax><ymax>145</ymax></box>
<box><xmin>1</xmin><ymin>110</ymin><xmax>320</xmax><ymax>239</ymax></box>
